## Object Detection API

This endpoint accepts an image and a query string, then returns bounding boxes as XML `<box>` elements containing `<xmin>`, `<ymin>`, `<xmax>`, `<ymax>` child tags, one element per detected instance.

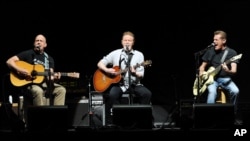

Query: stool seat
<box><xmin>121</xmin><ymin>93</ymin><xmax>136</xmax><ymax>104</ymax></box>
<box><xmin>216</xmin><ymin>87</ymin><xmax>226</xmax><ymax>103</ymax></box>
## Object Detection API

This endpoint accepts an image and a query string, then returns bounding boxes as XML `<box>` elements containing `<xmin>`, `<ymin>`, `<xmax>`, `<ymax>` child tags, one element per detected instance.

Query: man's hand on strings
<box><xmin>54</xmin><ymin>72</ymin><xmax>62</xmax><ymax>80</ymax></box>
<box><xmin>201</xmin><ymin>72</ymin><xmax>208</xmax><ymax>80</ymax></box>
<box><xmin>106</xmin><ymin>68</ymin><xmax>118</xmax><ymax>75</ymax></box>
<box><xmin>221</xmin><ymin>63</ymin><xmax>229</xmax><ymax>71</ymax></box>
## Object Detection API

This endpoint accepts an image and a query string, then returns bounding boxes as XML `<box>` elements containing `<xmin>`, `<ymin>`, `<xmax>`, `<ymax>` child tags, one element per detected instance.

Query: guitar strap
<box><xmin>44</xmin><ymin>52</ymin><xmax>49</xmax><ymax>69</ymax></box>
<box><xmin>119</xmin><ymin>51</ymin><xmax>123</xmax><ymax>68</ymax></box>
<box><xmin>118</xmin><ymin>51</ymin><xmax>134</xmax><ymax>86</ymax></box>
<box><xmin>220</xmin><ymin>48</ymin><xmax>228</xmax><ymax>63</ymax></box>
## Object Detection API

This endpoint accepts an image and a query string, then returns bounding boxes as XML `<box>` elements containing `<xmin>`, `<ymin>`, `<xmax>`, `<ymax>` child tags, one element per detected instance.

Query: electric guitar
<box><xmin>93</xmin><ymin>60</ymin><xmax>152</xmax><ymax>92</ymax></box>
<box><xmin>10</xmin><ymin>61</ymin><xmax>80</xmax><ymax>87</ymax></box>
<box><xmin>193</xmin><ymin>54</ymin><xmax>242</xmax><ymax>96</ymax></box>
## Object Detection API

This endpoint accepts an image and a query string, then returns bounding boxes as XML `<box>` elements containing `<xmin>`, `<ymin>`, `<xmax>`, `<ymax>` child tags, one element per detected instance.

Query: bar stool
<box><xmin>216</xmin><ymin>87</ymin><xmax>227</xmax><ymax>103</ymax></box>
<box><xmin>121</xmin><ymin>93</ymin><xmax>137</xmax><ymax>104</ymax></box>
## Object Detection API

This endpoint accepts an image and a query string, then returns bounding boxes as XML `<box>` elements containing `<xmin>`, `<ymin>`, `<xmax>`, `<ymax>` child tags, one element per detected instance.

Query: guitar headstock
<box><xmin>67</xmin><ymin>72</ymin><xmax>80</xmax><ymax>78</ymax></box>
<box><xmin>142</xmin><ymin>60</ymin><xmax>152</xmax><ymax>67</ymax></box>
<box><xmin>230</xmin><ymin>54</ymin><xmax>243</xmax><ymax>61</ymax></box>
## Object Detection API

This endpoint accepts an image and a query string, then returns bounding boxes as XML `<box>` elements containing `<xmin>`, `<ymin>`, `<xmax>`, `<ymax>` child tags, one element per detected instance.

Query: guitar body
<box><xmin>93</xmin><ymin>66</ymin><xmax>122</xmax><ymax>92</ymax></box>
<box><xmin>193</xmin><ymin>67</ymin><xmax>218</xmax><ymax>95</ymax></box>
<box><xmin>10</xmin><ymin>61</ymin><xmax>45</xmax><ymax>87</ymax></box>
<box><xmin>199</xmin><ymin>67</ymin><xmax>216</xmax><ymax>93</ymax></box>
<box><xmin>193</xmin><ymin>67</ymin><xmax>221</xmax><ymax>95</ymax></box>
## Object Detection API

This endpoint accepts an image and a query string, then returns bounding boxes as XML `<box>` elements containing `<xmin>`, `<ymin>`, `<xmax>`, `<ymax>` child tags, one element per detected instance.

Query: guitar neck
<box><xmin>36</xmin><ymin>72</ymin><xmax>68</xmax><ymax>76</ymax></box>
<box><xmin>120</xmin><ymin>64</ymin><xmax>140</xmax><ymax>74</ymax></box>
<box><xmin>116</xmin><ymin>60</ymin><xmax>152</xmax><ymax>75</ymax></box>
<box><xmin>209</xmin><ymin>55</ymin><xmax>239</xmax><ymax>76</ymax></box>
<box><xmin>213</xmin><ymin>66</ymin><xmax>222</xmax><ymax>75</ymax></box>
<box><xmin>60</xmin><ymin>72</ymin><xmax>71</xmax><ymax>76</ymax></box>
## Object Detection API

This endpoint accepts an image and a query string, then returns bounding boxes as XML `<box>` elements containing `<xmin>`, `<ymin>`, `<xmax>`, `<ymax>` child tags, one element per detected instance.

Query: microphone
<box><xmin>207</xmin><ymin>43</ymin><xmax>215</xmax><ymax>48</ymax></box>
<box><xmin>36</xmin><ymin>46</ymin><xmax>40</xmax><ymax>51</ymax></box>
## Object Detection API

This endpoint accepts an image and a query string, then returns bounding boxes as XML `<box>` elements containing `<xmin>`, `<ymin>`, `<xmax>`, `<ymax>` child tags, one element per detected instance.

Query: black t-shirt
<box><xmin>17</xmin><ymin>49</ymin><xmax>55</xmax><ymax>70</ymax></box>
<box><xmin>201</xmin><ymin>47</ymin><xmax>238</xmax><ymax>77</ymax></box>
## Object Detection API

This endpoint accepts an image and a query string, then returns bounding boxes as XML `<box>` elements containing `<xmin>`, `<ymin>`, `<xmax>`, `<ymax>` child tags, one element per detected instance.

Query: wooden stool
<box><xmin>216</xmin><ymin>87</ymin><xmax>226</xmax><ymax>103</ymax></box>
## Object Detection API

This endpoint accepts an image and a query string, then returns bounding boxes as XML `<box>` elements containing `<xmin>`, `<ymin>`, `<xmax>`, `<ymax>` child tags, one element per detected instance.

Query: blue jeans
<box><xmin>207</xmin><ymin>77</ymin><xmax>239</xmax><ymax>104</ymax></box>
<box><xmin>207</xmin><ymin>77</ymin><xmax>239</xmax><ymax>113</ymax></box>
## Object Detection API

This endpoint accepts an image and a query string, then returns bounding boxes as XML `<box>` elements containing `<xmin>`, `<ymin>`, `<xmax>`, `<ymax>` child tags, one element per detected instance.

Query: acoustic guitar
<box><xmin>10</xmin><ymin>61</ymin><xmax>80</xmax><ymax>87</ymax></box>
<box><xmin>93</xmin><ymin>60</ymin><xmax>152</xmax><ymax>92</ymax></box>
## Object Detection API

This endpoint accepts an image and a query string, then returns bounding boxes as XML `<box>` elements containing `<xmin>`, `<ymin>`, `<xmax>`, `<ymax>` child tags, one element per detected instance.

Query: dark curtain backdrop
<box><xmin>1</xmin><ymin>1</ymin><xmax>250</xmax><ymax>106</ymax></box>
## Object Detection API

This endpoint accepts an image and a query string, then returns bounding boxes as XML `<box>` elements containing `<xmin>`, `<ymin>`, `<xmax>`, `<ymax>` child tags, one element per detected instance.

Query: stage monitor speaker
<box><xmin>26</xmin><ymin>105</ymin><xmax>68</xmax><ymax>131</ymax></box>
<box><xmin>152</xmin><ymin>105</ymin><xmax>172</xmax><ymax>128</ymax></box>
<box><xmin>180</xmin><ymin>99</ymin><xmax>194</xmax><ymax>129</ymax></box>
<box><xmin>242</xmin><ymin>111</ymin><xmax>250</xmax><ymax>126</ymax></box>
<box><xmin>112</xmin><ymin>104</ymin><xmax>153</xmax><ymax>129</ymax></box>
<box><xmin>193</xmin><ymin>103</ymin><xmax>234</xmax><ymax>129</ymax></box>
<box><xmin>66</xmin><ymin>98</ymin><xmax>89</xmax><ymax>128</ymax></box>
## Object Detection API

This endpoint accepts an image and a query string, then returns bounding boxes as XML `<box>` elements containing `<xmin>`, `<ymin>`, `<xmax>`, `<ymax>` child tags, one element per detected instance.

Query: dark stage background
<box><xmin>1</xmin><ymin>1</ymin><xmax>250</xmax><ymax>109</ymax></box>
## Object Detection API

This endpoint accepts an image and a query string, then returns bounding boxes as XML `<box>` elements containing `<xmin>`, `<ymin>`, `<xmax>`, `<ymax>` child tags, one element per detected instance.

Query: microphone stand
<box><xmin>48</xmin><ymin>69</ymin><xmax>53</xmax><ymax>106</ymax></box>
<box><xmin>44</xmin><ymin>55</ymin><xmax>53</xmax><ymax>106</ymax></box>
<box><xmin>127</xmin><ymin>52</ymin><xmax>133</xmax><ymax>105</ymax></box>
<box><xmin>87</xmin><ymin>75</ymin><xmax>95</xmax><ymax>128</ymax></box>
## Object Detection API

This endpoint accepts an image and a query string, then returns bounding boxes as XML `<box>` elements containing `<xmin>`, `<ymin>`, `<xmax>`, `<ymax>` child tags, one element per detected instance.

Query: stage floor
<box><xmin>0</xmin><ymin>124</ymin><xmax>248</xmax><ymax>138</ymax></box>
